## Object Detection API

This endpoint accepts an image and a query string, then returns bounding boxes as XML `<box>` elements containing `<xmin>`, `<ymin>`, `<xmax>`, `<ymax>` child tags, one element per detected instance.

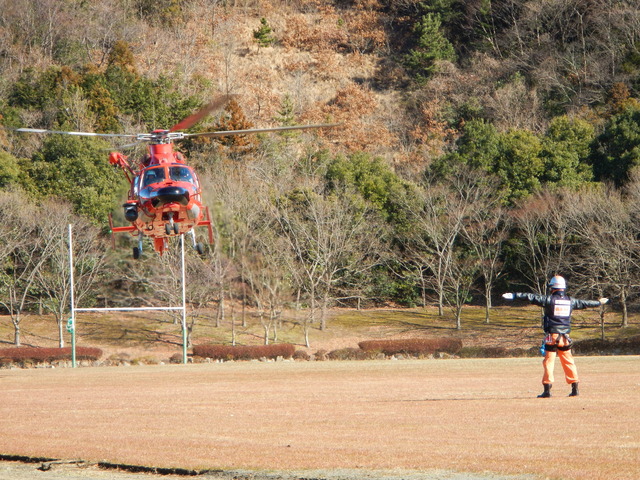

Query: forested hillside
<box><xmin>2</xmin><ymin>0</ymin><xmax>640</xmax><ymax>347</ymax></box>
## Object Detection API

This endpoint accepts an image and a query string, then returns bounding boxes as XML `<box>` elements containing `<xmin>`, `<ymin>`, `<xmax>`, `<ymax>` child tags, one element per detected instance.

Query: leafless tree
<box><xmin>242</xmin><ymin>226</ymin><xmax>292</xmax><ymax>345</ymax></box>
<box><xmin>0</xmin><ymin>194</ymin><xmax>57</xmax><ymax>345</ymax></box>
<box><xmin>35</xmin><ymin>201</ymin><xmax>107</xmax><ymax>347</ymax></box>
<box><xmin>274</xmin><ymin>183</ymin><xmax>385</xmax><ymax>345</ymax></box>
<box><xmin>510</xmin><ymin>191</ymin><xmax>574</xmax><ymax>295</ymax></box>
<box><xmin>564</xmin><ymin>175</ymin><xmax>640</xmax><ymax>329</ymax></box>
<box><xmin>403</xmin><ymin>183</ymin><xmax>466</xmax><ymax>316</ymax></box>
<box><xmin>458</xmin><ymin>170</ymin><xmax>511</xmax><ymax>323</ymax></box>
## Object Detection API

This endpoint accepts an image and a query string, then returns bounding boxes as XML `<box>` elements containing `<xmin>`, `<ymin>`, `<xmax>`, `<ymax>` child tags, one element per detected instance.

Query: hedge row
<box><xmin>573</xmin><ymin>335</ymin><xmax>640</xmax><ymax>355</ymax></box>
<box><xmin>193</xmin><ymin>343</ymin><xmax>296</xmax><ymax>361</ymax></box>
<box><xmin>0</xmin><ymin>347</ymin><xmax>103</xmax><ymax>364</ymax></box>
<box><xmin>458</xmin><ymin>346</ymin><xmax>538</xmax><ymax>358</ymax></box>
<box><xmin>358</xmin><ymin>338</ymin><xmax>463</xmax><ymax>356</ymax></box>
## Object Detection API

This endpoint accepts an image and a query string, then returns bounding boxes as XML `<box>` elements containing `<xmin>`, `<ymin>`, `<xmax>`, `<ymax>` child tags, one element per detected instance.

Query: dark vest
<box><xmin>543</xmin><ymin>292</ymin><xmax>572</xmax><ymax>334</ymax></box>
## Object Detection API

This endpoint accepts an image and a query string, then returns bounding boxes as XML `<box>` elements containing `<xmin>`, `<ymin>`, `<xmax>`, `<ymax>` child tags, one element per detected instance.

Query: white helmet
<box><xmin>548</xmin><ymin>275</ymin><xmax>566</xmax><ymax>290</ymax></box>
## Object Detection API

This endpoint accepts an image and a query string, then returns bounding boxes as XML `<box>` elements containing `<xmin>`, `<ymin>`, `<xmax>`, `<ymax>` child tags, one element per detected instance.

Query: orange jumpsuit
<box><xmin>542</xmin><ymin>333</ymin><xmax>578</xmax><ymax>385</ymax></box>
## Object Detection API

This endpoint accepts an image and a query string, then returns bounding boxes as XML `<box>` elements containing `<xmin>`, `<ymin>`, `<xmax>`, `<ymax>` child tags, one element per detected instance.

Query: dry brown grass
<box><xmin>1</xmin><ymin>356</ymin><xmax>638</xmax><ymax>480</ymax></box>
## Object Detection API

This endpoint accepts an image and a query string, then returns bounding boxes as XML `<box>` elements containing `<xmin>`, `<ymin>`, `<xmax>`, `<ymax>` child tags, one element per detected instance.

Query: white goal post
<box><xmin>68</xmin><ymin>224</ymin><xmax>188</xmax><ymax>367</ymax></box>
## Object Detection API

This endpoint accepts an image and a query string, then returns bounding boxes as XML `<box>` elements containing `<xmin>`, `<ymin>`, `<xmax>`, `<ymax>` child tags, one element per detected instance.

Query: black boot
<box><xmin>538</xmin><ymin>384</ymin><xmax>552</xmax><ymax>398</ymax></box>
<box><xmin>569</xmin><ymin>383</ymin><xmax>579</xmax><ymax>397</ymax></box>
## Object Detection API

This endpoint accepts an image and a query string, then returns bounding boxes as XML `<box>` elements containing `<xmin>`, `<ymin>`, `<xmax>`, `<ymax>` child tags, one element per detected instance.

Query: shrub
<box><xmin>358</xmin><ymin>338</ymin><xmax>462</xmax><ymax>357</ymax></box>
<box><xmin>327</xmin><ymin>347</ymin><xmax>370</xmax><ymax>361</ymax></box>
<box><xmin>169</xmin><ymin>353</ymin><xmax>184</xmax><ymax>364</ymax></box>
<box><xmin>573</xmin><ymin>335</ymin><xmax>640</xmax><ymax>356</ymax></box>
<box><xmin>313</xmin><ymin>349</ymin><xmax>328</xmax><ymax>361</ymax></box>
<box><xmin>0</xmin><ymin>347</ymin><xmax>102</xmax><ymax>366</ymax></box>
<box><xmin>192</xmin><ymin>344</ymin><xmax>296</xmax><ymax>361</ymax></box>
<box><xmin>292</xmin><ymin>350</ymin><xmax>310</xmax><ymax>361</ymax></box>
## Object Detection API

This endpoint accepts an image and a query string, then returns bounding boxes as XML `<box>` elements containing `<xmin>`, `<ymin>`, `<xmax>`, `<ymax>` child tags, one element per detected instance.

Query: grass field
<box><xmin>1</xmin><ymin>356</ymin><xmax>638</xmax><ymax>480</ymax></box>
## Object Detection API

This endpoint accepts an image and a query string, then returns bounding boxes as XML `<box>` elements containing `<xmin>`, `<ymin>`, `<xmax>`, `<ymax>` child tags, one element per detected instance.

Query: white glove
<box><xmin>599</xmin><ymin>297</ymin><xmax>609</xmax><ymax>305</ymax></box>
<box><xmin>502</xmin><ymin>293</ymin><xmax>514</xmax><ymax>300</ymax></box>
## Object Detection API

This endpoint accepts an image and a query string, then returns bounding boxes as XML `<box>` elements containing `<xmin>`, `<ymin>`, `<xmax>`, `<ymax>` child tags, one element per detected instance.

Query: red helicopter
<box><xmin>16</xmin><ymin>97</ymin><xmax>337</xmax><ymax>258</ymax></box>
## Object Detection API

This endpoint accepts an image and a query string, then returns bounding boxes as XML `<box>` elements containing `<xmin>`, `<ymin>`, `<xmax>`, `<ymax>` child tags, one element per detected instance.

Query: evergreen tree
<box><xmin>403</xmin><ymin>13</ymin><xmax>456</xmax><ymax>84</ymax></box>
<box><xmin>540</xmin><ymin>116</ymin><xmax>595</xmax><ymax>188</ymax></box>
<box><xmin>590</xmin><ymin>105</ymin><xmax>640</xmax><ymax>187</ymax></box>
<box><xmin>253</xmin><ymin>18</ymin><xmax>275</xmax><ymax>49</ymax></box>
<box><xmin>493</xmin><ymin>129</ymin><xmax>543</xmax><ymax>204</ymax></box>
<box><xmin>0</xmin><ymin>151</ymin><xmax>21</xmax><ymax>188</ymax></box>
<box><xmin>430</xmin><ymin>119</ymin><xmax>500</xmax><ymax>179</ymax></box>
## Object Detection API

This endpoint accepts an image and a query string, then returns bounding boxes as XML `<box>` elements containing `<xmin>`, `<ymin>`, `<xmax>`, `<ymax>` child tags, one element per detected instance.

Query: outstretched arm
<box><xmin>572</xmin><ymin>297</ymin><xmax>609</xmax><ymax>310</ymax></box>
<box><xmin>502</xmin><ymin>292</ymin><xmax>547</xmax><ymax>307</ymax></box>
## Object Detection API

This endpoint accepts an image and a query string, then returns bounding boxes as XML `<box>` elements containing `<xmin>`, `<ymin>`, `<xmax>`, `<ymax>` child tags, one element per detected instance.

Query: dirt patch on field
<box><xmin>1</xmin><ymin>357</ymin><xmax>638</xmax><ymax>480</ymax></box>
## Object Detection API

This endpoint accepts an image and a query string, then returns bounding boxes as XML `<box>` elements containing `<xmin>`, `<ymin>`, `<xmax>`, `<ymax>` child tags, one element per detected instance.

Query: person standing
<box><xmin>502</xmin><ymin>275</ymin><xmax>608</xmax><ymax>398</ymax></box>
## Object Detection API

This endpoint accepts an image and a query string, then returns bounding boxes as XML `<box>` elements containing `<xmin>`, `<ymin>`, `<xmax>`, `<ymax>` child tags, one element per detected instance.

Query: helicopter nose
<box><xmin>152</xmin><ymin>186</ymin><xmax>190</xmax><ymax>207</ymax></box>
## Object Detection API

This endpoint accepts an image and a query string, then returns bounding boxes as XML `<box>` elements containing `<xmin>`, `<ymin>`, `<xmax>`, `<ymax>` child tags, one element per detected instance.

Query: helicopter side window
<box><xmin>170</xmin><ymin>166</ymin><xmax>194</xmax><ymax>184</ymax></box>
<box><xmin>142</xmin><ymin>167</ymin><xmax>165</xmax><ymax>187</ymax></box>
<box><xmin>133</xmin><ymin>175</ymin><xmax>140</xmax><ymax>197</ymax></box>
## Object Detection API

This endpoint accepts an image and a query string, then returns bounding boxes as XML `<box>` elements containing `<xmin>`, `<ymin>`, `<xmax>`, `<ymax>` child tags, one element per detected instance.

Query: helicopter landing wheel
<box><xmin>165</xmin><ymin>223</ymin><xmax>172</xmax><ymax>236</ymax></box>
<box><xmin>133</xmin><ymin>246</ymin><xmax>141</xmax><ymax>259</ymax></box>
<box><xmin>195</xmin><ymin>242</ymin><xmax>205</xmax><ymax>255</ymax></box>
<box><xmin>173</xmin><ymin>223</ymin><xmax>180</xmax><ymax>235</ymax></box>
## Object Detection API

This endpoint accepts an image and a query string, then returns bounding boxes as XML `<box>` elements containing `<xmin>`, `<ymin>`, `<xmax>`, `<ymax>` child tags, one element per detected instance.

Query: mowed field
<box><xmin>0</xmin><ymin>357</ymin><xmax>638</xmax><ymax>480</ymax></box>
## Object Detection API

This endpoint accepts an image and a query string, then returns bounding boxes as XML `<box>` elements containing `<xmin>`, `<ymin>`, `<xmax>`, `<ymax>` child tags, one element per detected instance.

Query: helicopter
<box><xmin>15</xmin><ymin>96</ymin><xmax>338</xmax><ymax>258</ymax></box>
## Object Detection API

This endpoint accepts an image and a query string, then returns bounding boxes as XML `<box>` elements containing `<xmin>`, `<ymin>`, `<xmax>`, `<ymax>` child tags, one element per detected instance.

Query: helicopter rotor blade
<box><xmin>183</xmin><ymin>123</ymin><xmax>340</xmax><ymax>139</ymax></box>
<box><xmin>117</xmin><ymin>140</ymin><xmax>148</xmax><ymax>150</ymax></box>
<box><xmin>14</xmin><ymin>128</ymin><xmax>138</xmax><ymax>139</ymax></box>
<box><xmin>169</xmin><ymin>95</ymin><xmax>235</xmax><ymax>133</ymax></box>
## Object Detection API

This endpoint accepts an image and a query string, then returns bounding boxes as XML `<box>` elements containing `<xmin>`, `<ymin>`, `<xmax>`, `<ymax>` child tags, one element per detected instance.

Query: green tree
<box><xmin>403</xmin><ymin>13</ymin><xmax>456</xmax><ymax>83</ymax></box>
<box><xmin>494</xmin><ymin>129</ymin><xmax>543</xmax><ymax>204</ymax></box>
<box><xmin>23</xmin><ymin>135</ymin><xmax>124</xmax><ymax>223</ymax></box>
<box><xmin>0</xmin><ymin>151</ymin><xmax>21</xmax><ymax>188</ymax></box>
<box><xmin>325</xmin><ymin>152</ymin><xmax>413</xmax><ymax>226</ymax></box>
<box><xmin>430</xmin><ymin>119</ymin><xmax>501</xmax><ymax>178</ymax></box>
<box><xmin>590</xmin><ymin>105</ymin><xmax>640</xmax><ymax>187</ymax></box>
<box><xmin>253</xmin><ymin>18</ymin><xmax>275</xmax><ymax>49</ymax></box>
<box><xmin>276</xmin><ymin>94</ymin><xmax>296</xmax><ymax>127</ymax></box>
<box><xmin>540</xmin><ymin>116</ymin><xmax>595</xmax><ymax>188</ymax></box>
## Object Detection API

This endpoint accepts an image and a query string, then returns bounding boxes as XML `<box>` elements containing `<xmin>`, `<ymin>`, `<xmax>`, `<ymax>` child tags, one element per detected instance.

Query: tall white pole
<box><xmin>181</xmin><ymin>234</ymin><xmax>187</xmax><ymax>364</ymax></box>
<box><xmin>68</xmin><ymin>224</ymin><xmax>76</xmax><ymax>368</ymax></box>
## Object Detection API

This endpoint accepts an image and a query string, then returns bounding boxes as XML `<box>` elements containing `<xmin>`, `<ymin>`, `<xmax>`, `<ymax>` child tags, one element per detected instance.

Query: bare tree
<box><xmin>243</xmin><ymin>227</ymin><xmax>292</xmax><ymax>345</ymax></box>
<box><xmin>510</xmin><ymin>191</ymin><xmax>574</xmax><ymax>294</ymax></box>
<box><xmin>35</xmin><ymin>201</ymin><xmax>107</xmax><ymax>347</ymax></box>
<box><xmin>0</xmin><ymin>195</ymin><xmax>57</xmax><ymax>345</ymax></box>
<box><xmin>274</xmin><ymin>184</ymin><xmax>385</xmax><ymax>345</ymax></box>
<box><xmin>458</xmin><ymin>171</ymin><xmax>511</xmax><ymax>323</ymax></box>
<box><xmin>403</xmin><ymin>183</ymin><xmax>465</xmax><ymax>316</ymax></box>
<box><xmin>567</xmin><ymin>181</ymin><xmax>640</xmax><ymax>329</ymax></box>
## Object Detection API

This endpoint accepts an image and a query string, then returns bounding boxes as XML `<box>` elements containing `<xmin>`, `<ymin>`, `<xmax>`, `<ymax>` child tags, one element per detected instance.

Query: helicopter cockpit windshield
<box><xmin>169</xmin><ymin>166</ymin><xmax>195</xmax><ymax>184</ymax></box>
<box><xmin>142</xmin><ymin>167</ymin><xmax>165</xmax><ymax>187</ymax></box>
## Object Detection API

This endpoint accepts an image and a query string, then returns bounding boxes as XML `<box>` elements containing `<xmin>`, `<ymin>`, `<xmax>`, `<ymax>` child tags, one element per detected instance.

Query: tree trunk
<box><xmin>271</xmin><ymin>308</ymin><xmax>278</xmax><ymax>344</ymax></box>
<box><xmin>320</xmin><ymin>290</ymin><xmax>329</xmax><ymax>331</ymax></box>
<box><xmin>484</xmin><ymin>283</ymin><xmax>492</xmax><ymax>324</ymax></box>
<box><xmin>242</xmin><ymin>281</ymin><xmax>247</xmax><ymax>327</ymax></box>
<box><xmin>231</xmin><ymin>305</ymin><xmax>236</xmax><ymax>346</ymax></box>
<box><xmin>621</xmin><ymin>286</ymin><xmax>629</xmax><ymax>328</ymax></box>
<box><xmin>58</xmin><ymin>318</ymin><xmax>65</xmax><ymax>348</ymax></box>
<box><xmin>14</xmin><ymin>323</ymin><xmax>21</xmax><ymax>347</ymax></box>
